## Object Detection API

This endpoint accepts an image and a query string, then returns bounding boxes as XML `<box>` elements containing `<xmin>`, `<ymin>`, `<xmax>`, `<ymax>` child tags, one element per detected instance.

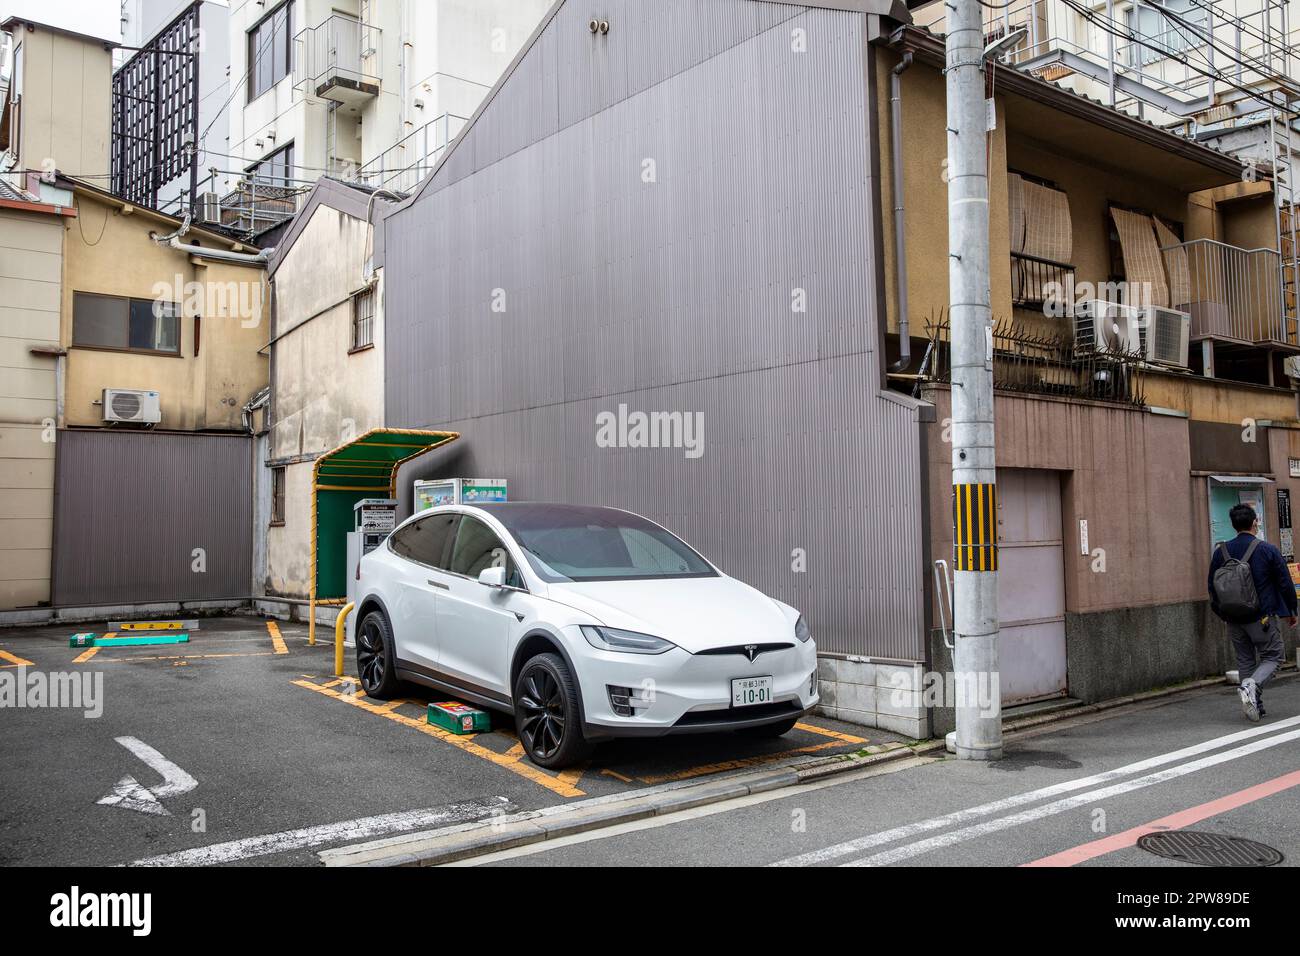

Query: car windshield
<box><xmin>483</xmin><ymin>505</ymin><xmax>717</xmax><ymax>582</ymax></box>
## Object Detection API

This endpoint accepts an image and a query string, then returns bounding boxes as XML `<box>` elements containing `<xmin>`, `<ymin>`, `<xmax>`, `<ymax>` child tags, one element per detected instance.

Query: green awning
<box><xmin>312</xmin><ymin>428</ymin><xmax>460</xmax><ymax>602</ymax></box>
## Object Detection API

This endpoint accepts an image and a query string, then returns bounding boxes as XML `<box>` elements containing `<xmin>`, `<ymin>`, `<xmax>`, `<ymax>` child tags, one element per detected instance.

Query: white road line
<box><xmin>772</xmin><ymin>713</ymin><xmax>1300</xmax><ymax>867</ymax></box>
<box><xmin>127</xmin><ymin>797</ymin><xmax>515</xmax><ymax>867</ymax></box>
<box><xmin>116</xmin><ymin>736</ymin><xmax>197</xmax><ymax>799</ymax></box>
<box><xmin>98</xmin><ymin>737</ymin><xmax>198</xmax><ymax>816</ymax></box>
<box><xmin>846</xmin><ymin>726</ymin><xmax>1300</xmax><ymax>866</ymax></box>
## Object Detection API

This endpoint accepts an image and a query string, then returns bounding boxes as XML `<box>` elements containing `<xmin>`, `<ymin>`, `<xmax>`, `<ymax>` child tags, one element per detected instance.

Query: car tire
<box><xmin>356</xmin><ymin>610</ymin><xmax>400</xmax><ymax>700</ymax></box>
<box><xmin>736</xmin><ymin>716</ymin><xmax>799</xmax><ymax>738</ymax></box>
<box><xmin>514</xmin><ymin>653</ymin><xmax>592</xmax><ymax>769</ymax></box>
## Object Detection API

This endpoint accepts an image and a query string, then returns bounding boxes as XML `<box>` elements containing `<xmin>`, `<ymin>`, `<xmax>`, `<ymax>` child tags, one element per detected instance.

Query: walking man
<box><xmin>1208</xmin><ymin>503</ymin><xmax>1296</xmax><ymax>721</ymax></box>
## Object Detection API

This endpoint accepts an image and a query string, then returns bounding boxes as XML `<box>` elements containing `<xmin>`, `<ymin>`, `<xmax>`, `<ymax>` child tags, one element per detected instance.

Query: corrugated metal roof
<box><xmin>0</xmin><ymin>176</ymin><xmax>37</xmax><ymax>202</ymax></box>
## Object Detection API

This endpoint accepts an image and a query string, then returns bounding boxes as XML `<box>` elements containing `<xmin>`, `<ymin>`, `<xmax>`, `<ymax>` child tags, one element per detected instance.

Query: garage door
<box><xmin>996</xmin><ymin>469</ymin><xmax>1067</xmax><ymax>704</ymax></box>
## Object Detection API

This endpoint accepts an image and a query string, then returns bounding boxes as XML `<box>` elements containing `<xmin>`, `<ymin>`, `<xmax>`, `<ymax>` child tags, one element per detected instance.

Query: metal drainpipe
<box><xmin>887</xmin><ymin>52</ymin><xmax>914</xmax><ymax>374</ymax></box>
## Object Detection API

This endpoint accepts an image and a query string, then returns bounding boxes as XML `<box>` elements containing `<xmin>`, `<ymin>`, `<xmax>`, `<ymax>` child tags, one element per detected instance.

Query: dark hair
<box><xmin>1229</xmin><ymin>503</ymin><xmax>1258</xmax><ymax>533</ymax></box>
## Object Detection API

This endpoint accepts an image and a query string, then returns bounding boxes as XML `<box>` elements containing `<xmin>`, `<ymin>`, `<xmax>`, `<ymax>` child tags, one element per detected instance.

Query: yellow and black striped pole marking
<box><xmin>953</xmin><ymin>483</ymin><xmax>999</xmax><ymax>572</ymax></box>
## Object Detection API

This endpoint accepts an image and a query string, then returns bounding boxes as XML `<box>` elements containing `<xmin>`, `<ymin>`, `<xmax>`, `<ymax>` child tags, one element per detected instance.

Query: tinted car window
<box><xmin>486</xmin><ymin>506</ymin><xmax>715</xmax><ymax>582</ymax></box>
<box><xmin>449</xmin><ymin>516</ymin><xmax>522</xmax><ymax>587</ymax></box>
<box><xmin>389</xmin><ymin>513</ymin><xmax>458</xmax><ymax>568</ymax></box>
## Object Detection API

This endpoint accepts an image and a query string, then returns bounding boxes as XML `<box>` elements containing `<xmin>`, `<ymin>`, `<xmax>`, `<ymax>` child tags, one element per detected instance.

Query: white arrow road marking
<box><xmin>845</xmin><ymin>726</ymin><xmax>1300</xmax><ymax>866</ymax></box>
<box><xmin>126</xmin><ymin>797</ymin><xmax>516</xmax><ymax>866</ymax></box>
<box><xmin>97</xmin><ymin>737</ymin><xmax>198</xmax><ymax>816</ymax></box>
<box><xmin>773</xmin><ymin>713</ymin><xmax>1300</xmax><ymax>867</ymax></box>
<box><xmin>98</xmin><ymin>777</ymin><xmax>169</xmax><ymax>816</ymax></box>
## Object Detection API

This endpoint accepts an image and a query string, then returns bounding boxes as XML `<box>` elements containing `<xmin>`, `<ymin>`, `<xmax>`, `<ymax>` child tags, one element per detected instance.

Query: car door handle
<box><xmin>427</xmin><ymin>579</ymin><xmax>449</xmax><ymax>591</ymax></box>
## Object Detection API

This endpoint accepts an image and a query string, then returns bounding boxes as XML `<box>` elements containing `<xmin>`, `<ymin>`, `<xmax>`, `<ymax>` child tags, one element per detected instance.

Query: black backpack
<box><xmin>1212</xmin><ymin>539</ymin><xmax>1262</xmax><ymax>622</ymax></box>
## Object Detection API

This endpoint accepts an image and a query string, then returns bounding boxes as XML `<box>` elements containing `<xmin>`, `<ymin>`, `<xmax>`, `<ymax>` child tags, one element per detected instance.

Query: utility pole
<box><xmin>945</xmin><ymin>0</ymin><xmax>1002</xmax><ymax>760</ymax></box>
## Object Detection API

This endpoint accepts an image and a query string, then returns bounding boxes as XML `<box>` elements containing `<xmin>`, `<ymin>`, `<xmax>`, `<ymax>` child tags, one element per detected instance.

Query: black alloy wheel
<box><xmin>514</xmin><ymin>653</ymin><xmax>592</xmax><ymax>769</ymax></box>
<box><xmin>356</xmin><ymin>611</ymin><xmax>398</xmax><ymax>699</ymax></box>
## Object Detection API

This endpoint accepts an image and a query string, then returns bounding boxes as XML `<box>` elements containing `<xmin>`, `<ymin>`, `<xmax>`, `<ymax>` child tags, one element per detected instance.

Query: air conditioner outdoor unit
<box><xmin>197</xmin><ymin>191</ymin><xmax>221</xmax><ymax>224</ymax></box>
<box><xmin>103</xmin><ymin>388</ymin><xmax>161</xmax><ymax>425</ymax></box>
<box><xmin>1135</xmin><ymin>307</ymin><xmax>1191</xmax><ymax>369</ymax></box>
<box><xmin>1072</xmin><ymin>299</ymin><xmax>1139</xmax><ymax>353</ymax></box>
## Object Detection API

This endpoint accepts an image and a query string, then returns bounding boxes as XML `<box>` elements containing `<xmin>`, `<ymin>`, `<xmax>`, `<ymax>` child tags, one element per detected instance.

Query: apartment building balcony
<box><xmin>1011</xmin><ymin>251</ymin><xmax>1075</xmax><ymax>309</ymax></box>
<box><xmin>1161</xmin><ymin>238</ymin><xmax>1298</xmax><ymax>350</ymax></box>
<box><xmin>294</xmin><ymin>16</ymin><xmax>381</xmax><ymax>108</ymax></box>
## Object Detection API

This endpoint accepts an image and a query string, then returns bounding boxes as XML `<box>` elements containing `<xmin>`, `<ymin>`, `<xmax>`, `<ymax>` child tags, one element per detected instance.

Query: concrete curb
<box><xmin>1002</xmin><ymin>667</ymin><xmax>1298</xmax><ymax>735</ymax></box>
<box><xmin>320</xmin><ymin>669</ymin><xmax>1298</xmax><ymax>867</ymax></box>
<box><xmin>319</xmin><ymin>744</ymin><xmax>922</xmax><ymax>867</ymax></box>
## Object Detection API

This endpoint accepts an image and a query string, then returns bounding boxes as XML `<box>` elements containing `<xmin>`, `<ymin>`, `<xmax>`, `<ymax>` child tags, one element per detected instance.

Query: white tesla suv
<box><xmin>353</xmin><ymin>503</ymin><xmax>819</xmax><ymax>768</ymax></box>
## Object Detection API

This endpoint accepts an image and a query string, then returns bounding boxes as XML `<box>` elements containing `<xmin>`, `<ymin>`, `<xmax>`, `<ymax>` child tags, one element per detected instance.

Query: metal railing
<box><xmin>294</xmin><ymin>16</ymin><xmax>382</xmax><ymax>99</ymax></box>
<box><xmin>218</xmin><ymin>181</ymin><xmax>307</xmax><ymax>236</ymax></box>
<box><xmin>919</xmin><ymin>313</ymin><xmax>1146</xmax><ymax>406</ymax></box>
<box><xmin>915</xmin><ymin>0</ymin><xmax>1300</xmax><ymax>122</ymax></box>
<box><xmin>352</xmin><ymin>112</ymin><xmax>469</xmax><ymax>194</ymax></box>
<box><xmin>1161</xmin><ymin>237</ymin><xmax>1295</xmax><ymax>346</ymax></box>
<box><xmin>1011</xmin><ymin>251</ymin><xmax>1076</xmax><ymax>308</ymax></box>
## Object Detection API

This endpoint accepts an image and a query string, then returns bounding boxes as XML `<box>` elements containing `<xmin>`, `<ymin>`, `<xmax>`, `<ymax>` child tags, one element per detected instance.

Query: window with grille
<box><xmin>352</xmin><ymin>288</ymin><xmax>375</xmax><ymax>351</ymax></box>
<box><xmin>271</xmin><ymin>467</ymin><xmax>286</xmax><ymax>526</ymax></box>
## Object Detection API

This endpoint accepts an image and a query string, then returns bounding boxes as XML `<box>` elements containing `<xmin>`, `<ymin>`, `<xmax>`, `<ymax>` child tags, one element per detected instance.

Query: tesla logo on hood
<box><xmin>744</xmin><ymin>645</ymin><xmax>759</xmax><ymax>663</ymax></box>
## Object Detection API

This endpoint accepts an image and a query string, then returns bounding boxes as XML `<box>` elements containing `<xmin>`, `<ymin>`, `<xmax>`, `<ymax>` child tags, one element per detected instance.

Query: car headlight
<box><xmin>795</xmin><ymin>615</ymin><xmax>812</xmax><ymax>643</ymax></box>
<box><xmin>580</xmin><ymin>625</ymin><xmax>677</xmax><ymax>655</ymax></box>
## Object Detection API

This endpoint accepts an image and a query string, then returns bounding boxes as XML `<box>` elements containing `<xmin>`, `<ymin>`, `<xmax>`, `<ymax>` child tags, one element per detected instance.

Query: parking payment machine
<box><xmin>346</xmin><ymin>499</ymin><xmax>398</xmax><ymax>618</ymax></box>
<box><xmin>353</xmin><ymin>498</ymin><xmax>398</xmax><ymax>553</ymax></box>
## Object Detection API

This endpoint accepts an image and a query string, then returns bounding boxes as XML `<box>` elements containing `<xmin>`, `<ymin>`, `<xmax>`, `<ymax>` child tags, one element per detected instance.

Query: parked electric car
<box><xmin>353</xmin><ymin>502</ymin><xmax>818</xmax><ymax>768</ymax></box>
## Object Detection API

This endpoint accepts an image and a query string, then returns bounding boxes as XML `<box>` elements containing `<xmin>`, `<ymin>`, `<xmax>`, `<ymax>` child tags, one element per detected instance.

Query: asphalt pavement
<box><xmin>460</xmin><ymin>677</ymin><xmax>1300</xmax><ymax>867</ymax></box>
<box><xmin>0</xmin><ymin>616</ymin><xmax>895</xmax><ymax>866</ymax></box>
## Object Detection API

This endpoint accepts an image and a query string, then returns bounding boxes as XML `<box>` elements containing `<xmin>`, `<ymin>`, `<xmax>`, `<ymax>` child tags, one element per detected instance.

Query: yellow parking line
<box><xmin>97</xmin><ymin>651</ymin><xmax>276</xmax><ymax>664</ymax></box>
<box><xmin>637</xmin><ymin>740</ymin><xmax>843</xmax><ymax>785</ymax></box>
<box><xmin>73</xmin><ymin>646</ymin><xmax>101</xmax><ymax>664</ymax></box>
<box><xmin>293</xmin><ymin>678</ymin><xmax>585</xmax><ymax>798</ymax></box>
<box><xmin>266</xmin><ymin>621</ymin><xmax>288</xmax><ymax>655</ymax></box>
<box><xmin>556</xmin><ymin>763</ymin><xmax>589</xmax><ymax>790</ymax></box>
<box><xmin>795</xmin><ymin>722</ymin><xmax>868</xmax><ymax>744</ymax></box>
<box><xmin>0</xmin><ymin>649</ymin><xmax>35</xmax><ymax>667</ymax></box>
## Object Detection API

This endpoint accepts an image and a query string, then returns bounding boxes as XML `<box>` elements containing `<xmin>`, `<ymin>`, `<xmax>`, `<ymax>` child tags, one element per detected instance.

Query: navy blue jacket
<box><xmin>1207</xmin><ymin>532</ymin><xmax>1298</xmax><ymax>621</ymax></box>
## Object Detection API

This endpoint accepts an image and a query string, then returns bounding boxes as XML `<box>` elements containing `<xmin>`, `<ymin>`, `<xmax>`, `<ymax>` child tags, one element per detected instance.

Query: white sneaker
<box><xmin>1240</xmin><ymin>679</ymin><xmax>1260</xmax><ymax>722</ymax></box>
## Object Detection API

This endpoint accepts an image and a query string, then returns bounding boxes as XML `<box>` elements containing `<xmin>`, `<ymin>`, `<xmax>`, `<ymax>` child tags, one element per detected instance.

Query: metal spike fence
<box><xmin>917</xmin><ymin>312</ymin><xmax>1147</xmax><ymax>407</ymax></box>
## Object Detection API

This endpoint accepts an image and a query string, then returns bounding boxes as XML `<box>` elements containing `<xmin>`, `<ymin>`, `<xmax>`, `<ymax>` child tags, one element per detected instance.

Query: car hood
<box><xmin>545</xmin><ymin>575</ymin><xmax>797</xmax><ymax>654</ymax></box>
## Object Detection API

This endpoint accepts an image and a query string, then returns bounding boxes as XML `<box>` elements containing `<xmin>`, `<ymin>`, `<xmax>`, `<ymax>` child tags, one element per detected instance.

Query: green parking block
<box><xmin>428</xmin><ymin>701</ymin><xmax>491</xmax><ymax>735</ymax></box>
<box><xmin>69</xmin><ymin>633</ymin><xmax>191</xmax><ymax>648</ymax></box>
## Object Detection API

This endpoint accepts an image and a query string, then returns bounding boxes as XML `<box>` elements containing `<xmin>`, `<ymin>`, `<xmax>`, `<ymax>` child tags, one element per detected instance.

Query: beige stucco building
<box><xmin>0</xmin><ymin>17</ymin><xmax>113</xmax><ymax>191</ymax></box>
<box><xmin>876</xmin><ymin>25</ymin><xmax>1300</xmax><ymax>722</ymax></box>
<box><xmin>262</xmin><ymin>178</ymin><xmax>394</xmax><ymax>601</ymax></box>
<box><xmin>58</xmin><ymin>179</ymin><xmax>271</xmax><ymax>432</ymax></box>
<box><xmin>0</xmin><ymin>182</ymin><xmax>75</xmax><ymax>608</ymax></box>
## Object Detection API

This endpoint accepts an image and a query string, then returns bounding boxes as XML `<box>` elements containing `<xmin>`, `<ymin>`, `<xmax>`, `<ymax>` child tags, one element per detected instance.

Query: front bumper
<box><xmin>569</xmin><ymin>629</ymin><xmax>819</xmax><ymax>740</ymax></box>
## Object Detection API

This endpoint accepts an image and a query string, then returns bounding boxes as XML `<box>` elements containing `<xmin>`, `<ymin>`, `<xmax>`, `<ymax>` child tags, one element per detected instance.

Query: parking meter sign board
<box><xmin>428</xmin><ymin>701</ymin><xmax>491</xmax><ymax>735</ymax></box>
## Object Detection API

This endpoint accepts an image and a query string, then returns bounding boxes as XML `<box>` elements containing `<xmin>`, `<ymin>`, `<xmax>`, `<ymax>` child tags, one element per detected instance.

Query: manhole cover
<box><xmin>1137</xmin><ymin>830</ymin><xmax>1284</xmax><ymax>867</ymax></box>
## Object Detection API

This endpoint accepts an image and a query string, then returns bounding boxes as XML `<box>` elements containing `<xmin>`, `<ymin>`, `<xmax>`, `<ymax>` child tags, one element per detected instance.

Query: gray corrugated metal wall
<box><xmin>385</xmin><ymin>0</ymin><xmax>926</xmax><ymax>659</ymax></box>
<box><xmin>52</xmin><ymin>430</ymin><xmax>254</xmax><ymax>606</ymax></box>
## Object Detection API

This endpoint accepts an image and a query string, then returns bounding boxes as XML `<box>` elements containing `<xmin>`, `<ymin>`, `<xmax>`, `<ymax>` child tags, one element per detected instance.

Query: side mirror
<box><xmin>478</xmin><ymin>566</ymin><xmax>507</xmax><ymax>589</ymax></box>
